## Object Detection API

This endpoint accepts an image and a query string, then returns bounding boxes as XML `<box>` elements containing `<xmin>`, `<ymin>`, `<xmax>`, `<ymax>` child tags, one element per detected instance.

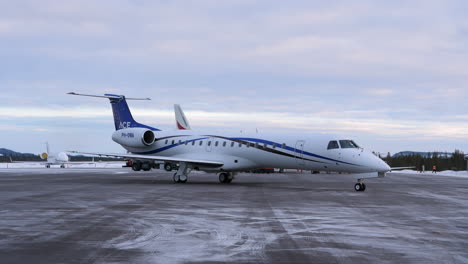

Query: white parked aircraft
<box><xmin>12</xmin><ymin>142</ymin><xmax>74</xmax><ymax>168</ymax></box>
<box><xmin>68</xmin><ymin>92</ymin><xmax>391</xmax><ymax>191</ymax></box>
<box><xmin>41</xmin><ymin>142</ymin><xmax>71</xmax><ymax>168</ymax></box>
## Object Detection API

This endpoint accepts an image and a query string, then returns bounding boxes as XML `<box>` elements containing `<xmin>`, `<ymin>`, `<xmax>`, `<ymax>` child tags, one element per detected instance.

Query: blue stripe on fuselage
<box><xmin>232</xmin><ymin>137</ymin><xmax>357</xmax><ymax>166</ymax></box>
<box><xmin>132</xmin><ymin>135</ymin><xmax>358</xmax><ymax>166</ymax></box>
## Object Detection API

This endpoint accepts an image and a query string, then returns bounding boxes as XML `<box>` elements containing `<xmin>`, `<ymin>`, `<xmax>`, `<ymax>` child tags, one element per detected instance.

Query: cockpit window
<box><xmin>339</xmin><ymin>140</ymin><xmax>360</xmax><ymax>149</ymax></box>
<box><xmin>327</xmin><ymin>141</ymin><xmax>339</xmax><ymax>150</ymax></box>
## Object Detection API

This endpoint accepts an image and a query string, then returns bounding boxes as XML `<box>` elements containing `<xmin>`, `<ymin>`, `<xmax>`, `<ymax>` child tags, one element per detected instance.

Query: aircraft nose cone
<box><xmin>376</xmin><ymin>158</ymin><xmax>391</xmax><ymax>172</ymax></box>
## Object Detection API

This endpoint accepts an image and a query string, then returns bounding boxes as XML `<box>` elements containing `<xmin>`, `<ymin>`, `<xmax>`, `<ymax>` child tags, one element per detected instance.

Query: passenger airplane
<box><xmin>41</xmin><ymin>142</ymin><xmax>70</xmax><ymax>168</ymax></box>
<box><xmin>12</xmin><ymin>142</ymin><xmax>78</xmax><ymax>168</ymax></box>
<box><xmin>68</xmin><ymin>92</ymin><xmax>391</xmax><ymax>191</ymax></box>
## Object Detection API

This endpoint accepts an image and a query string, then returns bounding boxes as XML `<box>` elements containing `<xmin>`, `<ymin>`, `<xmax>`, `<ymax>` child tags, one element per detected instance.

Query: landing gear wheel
<box><xmin>164</xmin><ymin>163</ymin><xmax>173</xmax><ymax>172</ymax></box>
<box><xmin>354</xmin><ymin>183</ymin><xmax>363</xmax><ymax>192</ymax></box>
<box><xmin>173</xmin><ymin>173</ymin><xmax>179</xmax><ymax>183</ymax></box>
<box><xmin>132</xmin><ymin>162</ymin><xmax>142</xmax><ymax>171</ymax></box>
<box><xmin>361</xmin><ymin>183</ymin><xmax>366</xmax><ymax>191</ymax></box>
<box><xmin>219</xmin><ymin>173</ymin><xmax>228</xmax><ymax>183</ymax></box>
<box><xmin>46</xmin><ymin>165</ymin><xmax>50</xmax><ymax>168</ymax></box>
<box><xmin>179</xmin><ymin>175</ymin><xmax>188</xmax><ymax>183</ymax></box>
<box><xmin>60</xmin><ymin>165</ymin><xmax>65</xmax><ymax>168</ymax></box>
<box><xmin>173</xmin><ymin>173</ymin><xmax>187</xmax><ymax>183</ymax></box>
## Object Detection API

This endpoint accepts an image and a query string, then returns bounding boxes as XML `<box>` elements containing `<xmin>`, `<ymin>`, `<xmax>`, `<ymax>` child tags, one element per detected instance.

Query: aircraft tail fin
<box><xmin>67</xmin><ymin>92</ymin><xmax>159</xmax><ymax>131</ymax></box>
<box><xmin>41</xmin><ymin>142</ymin><xmax>49</xmax><ymax>159</ymax></box>
<box><xmin>174</xmin><ymin>104</ymin><xmax>191</xmax><ymax>130</ymax></box>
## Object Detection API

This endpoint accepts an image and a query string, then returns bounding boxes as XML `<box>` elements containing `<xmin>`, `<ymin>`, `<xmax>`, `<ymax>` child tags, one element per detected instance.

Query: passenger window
<box><xmin>215</xmin><ymin>141</ymin><xmax>219</xmax><ymax>147</ymax></box>
<box><xmin>282</xmin><ymin>143</ymin><xmax>286</xmax><ymax>149</ymax></box>
<box><xmin>239</xmin><ymin>143</ymin><xmax>242</xmax><ymax>147</ymax></box>
<box><xmin>273</xmin><ymin>143</ymin><xmax>276</xmax><ymax>149</ymax></box>
<box><xmin>171</xmin><ymin>140</ymin><xmax>175</xmax><ymax>145</ymax></box>
<box><xmin>208</xmin><ymin>141</ymin><xmax>212</xmax><ymax>146</ymax></box>
<box><xmin>231</xmin><ymin>142</ymin><xmax>234</xmax><ymax>147</ymax></box>
<box><xmin>165</xmin><ymin>140</ymin><xmax>168</xmax><ymax>144</ymax></box>
<box><xmin>192</xmin><ymin>141</ymin><xmax>195</xmax><ymax>146</ymax></box>
<box><xmin>199</xmin><ymin>141</ymin><xmax>203</xmax><ymax>146</ymax></box>
<box><xmin>327</xmin><ymin>141</ymin><xmax>339</xmax><ymax>150</ymax></box>
<box><xmin>223</xmin><ymin>142</ymin><xmax>227</xmax><ymax>147</ymax></box>
<box><xmin>179</xmin><ymin>140</ymin><xmax>182</xmax><ymax>144</ymax></box>
<box><xmin>185</xmin><ymin>141</ymin><xmax>188</xmax><ymax>145</ymax></box>
<box><xmin>264</xmin><ymin>143</ymin><xmax>267</xmax><ymax>148</ymax></box>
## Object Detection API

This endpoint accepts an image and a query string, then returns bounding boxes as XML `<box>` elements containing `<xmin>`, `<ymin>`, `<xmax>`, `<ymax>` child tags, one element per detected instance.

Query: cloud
<box><xmin>0</xmin><ymin>0</ymin><xmax>467</xmax><ymax>154</ymax></box>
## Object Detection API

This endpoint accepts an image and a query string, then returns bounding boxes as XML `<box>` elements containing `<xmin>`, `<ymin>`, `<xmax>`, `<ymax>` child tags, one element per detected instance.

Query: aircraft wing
<box><xmin>390</xmin><ymin>167</ymin><xmax>416</xmax><ymax>171</ymax></box>
<box><xmin>69</xmin><ymin>151</ymin><xmax>223</xmax><ymax>167</ymax></box>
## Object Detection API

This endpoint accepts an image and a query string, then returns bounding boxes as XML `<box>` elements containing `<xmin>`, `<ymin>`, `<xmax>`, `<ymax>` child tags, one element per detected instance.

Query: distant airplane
<box><xmin>11</xmin><ymin>142</ymin><xmax>96</xmax><ymax>168</ymax></box>
<box><xmin>41</xmin><ymin>142</ymin><xmax>69</xmax><ymax>168</ymax></box>
<box><xmin>68</xmin><ymin>92</ymin><xmax>391</xmax><ymax>191</ymax></box>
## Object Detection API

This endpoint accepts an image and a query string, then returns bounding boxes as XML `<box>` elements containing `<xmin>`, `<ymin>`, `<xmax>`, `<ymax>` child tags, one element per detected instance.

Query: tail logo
<box><xmin>119</xmin><ymin>121</ymin><xmax>132</xmax><ymax>129</ymax></box>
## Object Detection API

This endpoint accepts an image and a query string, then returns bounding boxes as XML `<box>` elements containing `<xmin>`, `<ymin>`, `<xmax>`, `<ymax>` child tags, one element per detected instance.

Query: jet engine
<box><xmin>41</xmin><ymin>153</ymin><xmax>48</xmax><ymax>159</ymax></box>
<box><xmin>112</xmin><ymin>128</ymin><xmax>156</xmax><ymax>148</ymax></box>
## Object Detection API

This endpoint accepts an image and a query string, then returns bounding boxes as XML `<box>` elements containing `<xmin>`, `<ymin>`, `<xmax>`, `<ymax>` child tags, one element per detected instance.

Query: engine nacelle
<box><xmin>112</xmin><ymin>128</ymin><xmax>156</xmax><ymax>148</ymax></box>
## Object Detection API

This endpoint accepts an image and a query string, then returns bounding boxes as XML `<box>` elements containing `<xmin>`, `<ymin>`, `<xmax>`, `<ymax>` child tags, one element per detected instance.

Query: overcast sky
<box><xmin>1</xmin><ymin>0</ymin><xmax>467</xmax><ymax>155</ymax></box>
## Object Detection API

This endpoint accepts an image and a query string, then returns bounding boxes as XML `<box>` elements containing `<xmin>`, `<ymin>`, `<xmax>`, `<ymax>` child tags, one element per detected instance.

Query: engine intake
<box><xmin>112</xmin><ymin>128</ymin><xmax>156</xmax><ymax>148</ymax></box>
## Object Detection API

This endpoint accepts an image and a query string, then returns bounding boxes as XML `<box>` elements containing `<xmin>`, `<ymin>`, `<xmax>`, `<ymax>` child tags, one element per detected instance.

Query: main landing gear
<box><xmin>173</xmin><ymin>162</ymin><xmax>191</xmax><ymax>184</ymax></box>
<box><xmin>218</xmin><ymin>172</ymin><xmax>234</xmax><ymax>184</ymax></box>
<box><xmin>354</xmin><ymin>179</ymin><xmax>366</xmax><ymax>192</ymax></box>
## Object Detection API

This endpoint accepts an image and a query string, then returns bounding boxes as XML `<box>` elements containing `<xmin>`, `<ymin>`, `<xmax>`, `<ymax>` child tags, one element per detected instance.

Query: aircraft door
<box><xmin>295</xmin><ymin>140</ymin><xmax>305</xmax><ymax>165</ymax></box>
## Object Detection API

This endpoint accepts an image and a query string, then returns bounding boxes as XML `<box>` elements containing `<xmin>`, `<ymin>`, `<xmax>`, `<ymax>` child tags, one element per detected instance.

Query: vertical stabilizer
<box><xmin>67</xmin><ymin>92</ymin><xmax>159</xmax><ymax>131</ymax></box>
<box><xmin>174</xmin><ymin>104</ymin><xmax>191</xmax><ymax>130</ymax></box>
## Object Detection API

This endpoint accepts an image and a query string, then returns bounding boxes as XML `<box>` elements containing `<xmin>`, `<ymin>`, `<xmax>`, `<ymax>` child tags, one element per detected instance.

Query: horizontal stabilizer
<box><xmin>67</xmin><ymin>92</ymin><xmax>151</xmax><ymax>101</ymax></box>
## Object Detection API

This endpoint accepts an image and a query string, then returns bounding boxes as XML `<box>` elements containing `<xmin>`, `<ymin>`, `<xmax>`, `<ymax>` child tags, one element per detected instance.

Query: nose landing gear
<box><xmin>354</xmin><ymin>182</ymin><xmax>366</xmax><ymax>192</ymax></box>
<box><xmin>354</xmin><ymin>178</ymin><xmax>367</xmax><ymax>192</ymax></box>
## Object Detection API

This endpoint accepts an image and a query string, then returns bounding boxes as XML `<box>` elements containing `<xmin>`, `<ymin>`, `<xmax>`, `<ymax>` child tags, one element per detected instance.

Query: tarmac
<box><xmin>0</xmin><ymin>168</ymin><xmax>467</xmax><ymax>264</ymax></box>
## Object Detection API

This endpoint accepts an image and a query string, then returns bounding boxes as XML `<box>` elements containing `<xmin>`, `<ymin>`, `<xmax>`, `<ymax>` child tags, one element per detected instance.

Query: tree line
<box><xmin>382</xmin><ymin>150</ymin><xmax>467</xmax><ymax>171</ymax></box>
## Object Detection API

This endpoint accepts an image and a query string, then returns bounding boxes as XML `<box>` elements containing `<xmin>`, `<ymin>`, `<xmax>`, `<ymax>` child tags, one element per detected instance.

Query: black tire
<box><xmin>142</xmin><ymin>163</ymin><xmax>151</xmax><ymax>171</ymax></box>
<box><xmin>164</xmin><ymin>163</ymin><xmax>173</xmax><ymax>172</ymax></box>
<box><xmin>361</xmin><ymin>183</ymin><xmax>366</xmax><ymax>191</ymax></box>
<box><xmin>132</xmin><ymin>162</ymin><xmax>142</xmax><ymax>171</ymax></box>
<box><xmin>219</xmin><ymin>173</ymin><xmax>228</xmax><ymax>183</ymax></box>
<box><xmin>354</xmin><ymin>183</ymin><xmax>362</xmax><ymax>192</ymax></box>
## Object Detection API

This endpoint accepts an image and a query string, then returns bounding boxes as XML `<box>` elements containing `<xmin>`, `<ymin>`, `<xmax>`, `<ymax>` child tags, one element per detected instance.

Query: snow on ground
<box><xmin>390</xmin><ymin>169</ymin><xmax>468</xmax><ymax>178</ymax></box>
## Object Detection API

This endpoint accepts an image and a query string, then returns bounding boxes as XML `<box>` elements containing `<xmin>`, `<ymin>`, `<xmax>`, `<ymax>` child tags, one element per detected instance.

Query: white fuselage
<box><xmin>46</xmin><ymin>152</ymin><xmax>69</xmax><ymax>164</ymax></box>
<box><xmin>116</xmin><ymin>130</ymin><xmax>390</xmax><ymax>173</ymax></box>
